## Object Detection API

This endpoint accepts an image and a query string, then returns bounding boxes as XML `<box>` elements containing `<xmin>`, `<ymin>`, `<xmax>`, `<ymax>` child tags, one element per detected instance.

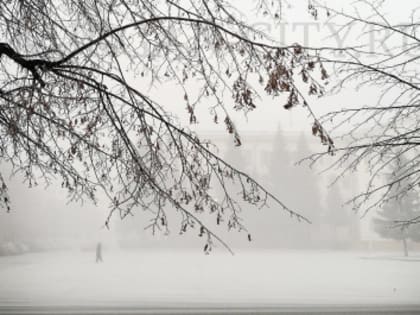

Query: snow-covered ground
<box><xmin>0</xmin><ymin>250</ymin><xmax>419</xmax><ymax>308</ymax></box>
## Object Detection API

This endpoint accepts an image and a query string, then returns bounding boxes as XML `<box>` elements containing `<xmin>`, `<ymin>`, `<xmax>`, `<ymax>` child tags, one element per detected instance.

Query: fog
<box><xmin>1</xmin><ymin>130</ymin><xmax>419</xmax><ymax>310</ymax></box>
<box><xmin>1</xmin><ymin>0</ymin><xmax>420</xmax><ymax>313</ymax></box>
<box><xmin>0</xmin><ymin>130</ymin><xmax>382</xmax><ymax>253</ymax></box>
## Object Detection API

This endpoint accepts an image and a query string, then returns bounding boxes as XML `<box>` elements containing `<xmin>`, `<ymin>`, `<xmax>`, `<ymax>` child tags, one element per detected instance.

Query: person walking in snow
<box><xmin>96</xmin><ymin>242</ymin><xmax>103</xmax><ymax>263</ymax></box>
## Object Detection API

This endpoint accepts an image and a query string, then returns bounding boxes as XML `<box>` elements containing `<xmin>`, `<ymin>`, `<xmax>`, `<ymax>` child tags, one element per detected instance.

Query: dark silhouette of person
<box><xmin>96</xmin><ymin>242</ymin><xmax>103</xmax><ymax>263</ymax></box>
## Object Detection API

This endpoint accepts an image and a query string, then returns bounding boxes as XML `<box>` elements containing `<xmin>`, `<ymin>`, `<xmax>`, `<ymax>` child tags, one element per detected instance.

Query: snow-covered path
<box><xmin>0</xmin><ymin>250</ymin><xmax>419</xmax><ymax>308</ymax></box>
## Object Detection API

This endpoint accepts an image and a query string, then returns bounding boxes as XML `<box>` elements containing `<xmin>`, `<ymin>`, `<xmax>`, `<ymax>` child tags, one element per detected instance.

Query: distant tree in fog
<box><xmin>373</xmin><ymin>160</ymin><xmax>420</xmax><ymax>256</ymax></box>
<box><xmin>266</xmin><ymin>124</ymin><xmax>295</xmax><ymax>246</ymax></box>
<box><xmin>0</xmin><ymin>173</ymin><xmax>9</xmax><ymax>211</ymax></box>
<box><xmin>0</xmin><ymin>0</ymin><xmax>336</xmax><ymax>252</ymax></box>
<box><xmin>290</xmin><ymin>134</ymin><xmax>322</xmax><ymax>247</ymax></box>
<box><xmin>324</xmin><ymin>179</ymin><xmax>352</xmax><ymax>247</ymax></box>
<box><xmin>325</xmin><ymin>180</ymin><xmax>347</xmax><ymax>226</ymax></box>
<box><xmin>269</xmin><ymin>131</ymin><xmax>322</xmax><ymax>248</ymax></box>
<box><xmin>293</xmin><ymin>134</ymin><xmax>322</xmax><ymax>222</ymax></box>
<box><xmin>267</xmin><ymin>124</ymin><xmax>291</xmax><ymax>197</ymax></box>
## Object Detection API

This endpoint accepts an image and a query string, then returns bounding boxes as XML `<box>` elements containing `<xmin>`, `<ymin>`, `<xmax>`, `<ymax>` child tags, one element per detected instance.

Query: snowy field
<box><xmin>0</xmin><ymin>250</ymin><xmax>419</xmax><ymax>313</ymax></box>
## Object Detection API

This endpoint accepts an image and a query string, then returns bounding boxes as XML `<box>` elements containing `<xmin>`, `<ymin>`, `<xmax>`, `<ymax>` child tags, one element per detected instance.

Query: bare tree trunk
<box><xmin>402</xmin><ymin>238</ymin><xmax>408</xmax><ymax>257</ymax></box>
